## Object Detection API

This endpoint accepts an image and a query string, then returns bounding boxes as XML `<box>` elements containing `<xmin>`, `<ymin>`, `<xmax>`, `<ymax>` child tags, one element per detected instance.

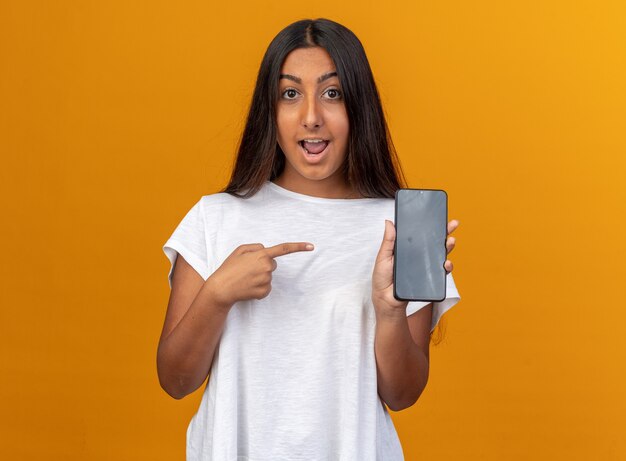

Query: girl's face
<box><xmin>275</xmin><ymin>46</ymin><xmax>351</xmax><ymax>196</ymax></box>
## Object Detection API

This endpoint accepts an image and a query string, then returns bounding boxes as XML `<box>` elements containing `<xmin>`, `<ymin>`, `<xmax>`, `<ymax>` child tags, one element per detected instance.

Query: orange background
<box><xmin>1</xmin><ymin>1</ymin><xmax>625</xmax><ymax>459</ymax></box>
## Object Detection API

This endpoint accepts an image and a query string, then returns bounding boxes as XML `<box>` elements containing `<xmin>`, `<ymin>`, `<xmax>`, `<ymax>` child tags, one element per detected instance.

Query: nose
<box><xmin>301</xmin><ymin>94</ymin><xmax>323</xmax><ymax>129</ymax></box>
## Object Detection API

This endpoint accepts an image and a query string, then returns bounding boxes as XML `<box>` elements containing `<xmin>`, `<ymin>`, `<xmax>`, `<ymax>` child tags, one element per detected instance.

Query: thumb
<box><xmin>376</xmin><ymin>220</ymin><xmax>396</xmax><ymax>262</ymax></box>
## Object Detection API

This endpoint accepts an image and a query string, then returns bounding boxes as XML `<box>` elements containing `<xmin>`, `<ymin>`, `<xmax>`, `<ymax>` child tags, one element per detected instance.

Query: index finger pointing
<box><xmin>264</xmin><ymin>242</ymin><xmax>315</xmax><ymax>258</ymax></box>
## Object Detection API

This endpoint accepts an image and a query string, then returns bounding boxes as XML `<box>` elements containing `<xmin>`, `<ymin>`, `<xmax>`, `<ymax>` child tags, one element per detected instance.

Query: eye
<box><xmin>281</xmin><ymin>88</ymin><xmax>299</xmax><ymax>99</ymax></box>
<box><xmin>324</xmin><ymin>88</ymin><xmax>343</xmax><ymax>100</ymax></box>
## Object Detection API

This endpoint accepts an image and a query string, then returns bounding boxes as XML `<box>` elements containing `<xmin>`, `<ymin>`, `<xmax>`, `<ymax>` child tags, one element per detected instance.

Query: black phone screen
<box><xmin>393</xmin><ymin>188</ymin><xmax>448</xmax><ymax>302</ymax></box>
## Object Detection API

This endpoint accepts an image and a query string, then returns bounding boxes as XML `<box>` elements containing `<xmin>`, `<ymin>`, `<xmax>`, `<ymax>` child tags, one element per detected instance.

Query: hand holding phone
<box><xmin>393</xmin><ymin>189</ymin><xmax>448</xmax><ymax>302</ymax></box>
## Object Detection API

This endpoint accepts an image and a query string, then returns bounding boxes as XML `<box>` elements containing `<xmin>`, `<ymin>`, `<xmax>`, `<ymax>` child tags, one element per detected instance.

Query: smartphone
<box><xmin>393</xmin><ymin>188</ymin><xmax>448</xmax><ymax>302</ymax></box>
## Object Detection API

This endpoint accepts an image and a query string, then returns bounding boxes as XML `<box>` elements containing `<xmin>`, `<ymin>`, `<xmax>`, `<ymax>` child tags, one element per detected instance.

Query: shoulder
<box><xmin>199</xmin><ymin>190</ymin><xmax>237</xmax><ymax>204</ymax></box>
<box><xmin>197</xmin><ymin>190</ymin><xmax>247</xmax><ymax>211</ymax></box>
<box><xmin>196</xmin><ymin>189</ymin><xmax>265</xmax><ymax>223</ymax></box>
<box><xmin>357</xmin><ymin>197</ymin><xmax>395</xmax><ymax>221</ymax></box>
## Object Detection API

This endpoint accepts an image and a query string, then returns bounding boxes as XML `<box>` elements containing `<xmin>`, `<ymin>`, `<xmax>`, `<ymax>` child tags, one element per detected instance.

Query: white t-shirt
<box><xmin>163</xmin><ymin>180</ymin><xmax>461</xmax><ymax>461</ymax></box>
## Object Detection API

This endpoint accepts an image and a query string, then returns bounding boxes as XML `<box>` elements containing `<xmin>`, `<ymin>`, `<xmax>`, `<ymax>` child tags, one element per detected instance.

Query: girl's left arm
<box><xmin>372</xmin><ymin>219</ymin><xmax>458</xmax><ymax>411</ymax></box>
<box><xmin>374</xmin><ymin>301</ymin><xmax>431</xmax><ymax>411</ymax></box>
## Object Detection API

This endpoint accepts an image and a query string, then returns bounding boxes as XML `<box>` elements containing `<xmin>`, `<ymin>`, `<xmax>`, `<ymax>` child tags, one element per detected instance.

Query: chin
<box><xmin>294</xmin><ymin>164</ymin><xmax>332</xmax><ymax>177</ymax></box>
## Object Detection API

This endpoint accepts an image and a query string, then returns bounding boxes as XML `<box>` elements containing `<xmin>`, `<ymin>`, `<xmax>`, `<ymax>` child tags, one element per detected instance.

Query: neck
<box><xmin>272</xmin><ymin>173</ymin><xmax>362</xmax><ymax>199</ymax></box>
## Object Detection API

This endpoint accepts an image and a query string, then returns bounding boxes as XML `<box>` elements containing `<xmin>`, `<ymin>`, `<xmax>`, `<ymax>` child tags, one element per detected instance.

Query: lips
<box><xmin>298</xmin><ymin>139</ymin><xmax>329</xmax><ymax>164</ymax></box>
<box><xmin>299</xmin><ymin>140</ymin><xmax>330</xmax><ymax>154</ymax></box>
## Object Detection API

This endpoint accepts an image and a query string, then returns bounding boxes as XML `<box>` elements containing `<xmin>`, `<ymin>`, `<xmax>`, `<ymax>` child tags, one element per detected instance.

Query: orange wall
<box><xmin>1</xmin><ymin>1</ymin><xmax>625</xmax><ymax>459</ymax></box>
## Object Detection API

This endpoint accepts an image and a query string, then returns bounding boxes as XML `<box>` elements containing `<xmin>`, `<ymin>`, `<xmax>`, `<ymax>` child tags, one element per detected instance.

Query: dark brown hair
<box><xmin>221</xmin><ymin>18</ymin><xmax>407</xmax><ymax>199</ymax></box>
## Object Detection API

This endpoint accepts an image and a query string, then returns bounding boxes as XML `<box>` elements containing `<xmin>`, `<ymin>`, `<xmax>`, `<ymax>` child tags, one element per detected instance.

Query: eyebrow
<box><xmin>279</xmin><ymin>71</ymin><xmax>338</xmax><ymax>84</ymax></box>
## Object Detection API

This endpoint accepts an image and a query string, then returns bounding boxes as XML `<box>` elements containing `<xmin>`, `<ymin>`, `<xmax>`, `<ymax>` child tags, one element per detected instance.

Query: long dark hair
<box><xmin>221</xmin><ymin>18</ymin><xmax>407</xmax><ymax>198</ymax></box>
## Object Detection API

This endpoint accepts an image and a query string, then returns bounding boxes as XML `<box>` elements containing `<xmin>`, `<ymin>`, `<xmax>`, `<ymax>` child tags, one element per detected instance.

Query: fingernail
<box><xmin>305</xmin><ymin>244</ymin><xmax>314</xmax><ymax>250</ymax></box>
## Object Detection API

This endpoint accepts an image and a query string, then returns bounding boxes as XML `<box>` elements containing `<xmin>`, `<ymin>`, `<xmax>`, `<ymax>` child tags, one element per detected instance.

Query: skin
<box><xmin>157</xmin><ymin>46</ymin><xmax>460</xmax><ymax>411</ymax></box>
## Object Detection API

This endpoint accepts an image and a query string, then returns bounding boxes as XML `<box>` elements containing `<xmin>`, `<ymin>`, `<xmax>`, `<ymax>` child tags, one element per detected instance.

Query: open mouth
<box><xmin>299</xmin><ymin>139</ymin><xmax>330</xmax><ymax>155</ymax></box>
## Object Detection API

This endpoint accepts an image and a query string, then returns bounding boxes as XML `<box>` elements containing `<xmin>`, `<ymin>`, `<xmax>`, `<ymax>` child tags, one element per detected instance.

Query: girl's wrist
<box><xmin>203</xmin><ymin>276</ymin><xmax>235</xmax><ymax>313</ymax></box>
<box><xmin>372</xmin><ymin>296</ymin><xmax>408</xmax><ymax>321</ymax></box>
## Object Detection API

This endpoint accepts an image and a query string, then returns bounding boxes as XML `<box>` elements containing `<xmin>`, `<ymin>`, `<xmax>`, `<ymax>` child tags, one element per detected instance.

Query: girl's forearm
<box><xmin>157</xmin><ymin>278</ymin><xmax>232</xmax><ymax>399</ymax></box>
<box><xmin>374</xmin><ymin>309</ymin><xmax>429</xmax><ymax>411</ymax></box>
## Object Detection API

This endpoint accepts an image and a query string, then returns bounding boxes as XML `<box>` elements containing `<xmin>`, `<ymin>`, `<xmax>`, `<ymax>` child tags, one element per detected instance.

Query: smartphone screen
<box><xmin>393</xmin><ymin>189</ymin><xmax>448</xmax><ymax>302</ymax></box>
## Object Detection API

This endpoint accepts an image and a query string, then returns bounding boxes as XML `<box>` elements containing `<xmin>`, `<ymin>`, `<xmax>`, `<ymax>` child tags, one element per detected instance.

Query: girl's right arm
<box><xmin>157</xmin><ymin>241</ymin><xmax>314</xmax><ymax>399</ymax></box>
<box><xmin>156</xmin><ymin>254</ymin><xmax>232</xmax><ymax>399</ymax></box>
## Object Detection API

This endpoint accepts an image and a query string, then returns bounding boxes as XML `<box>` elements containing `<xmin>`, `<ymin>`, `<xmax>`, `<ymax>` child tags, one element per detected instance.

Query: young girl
<box><xmin>159</xmin><ymin>18</ymin><xmax>461</xmax><ymax>460</ymax></box>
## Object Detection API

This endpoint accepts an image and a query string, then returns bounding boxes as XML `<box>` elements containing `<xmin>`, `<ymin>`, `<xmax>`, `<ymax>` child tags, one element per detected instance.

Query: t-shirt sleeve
<box><xmin>162</xmin><ymin>198</ymin><xmax>210</xmax><ymax>289</ymax></box>
<box><xmin>406</xmin><ymin>271</ymin><xmax>461</xmax><ymax>333</ymax></box>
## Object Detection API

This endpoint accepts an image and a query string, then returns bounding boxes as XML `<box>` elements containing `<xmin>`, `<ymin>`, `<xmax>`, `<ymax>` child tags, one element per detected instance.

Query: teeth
<box><xmin>301</xmin><ymin>139</ymin><xmax>326</xmax><ymax>143</ymax></box>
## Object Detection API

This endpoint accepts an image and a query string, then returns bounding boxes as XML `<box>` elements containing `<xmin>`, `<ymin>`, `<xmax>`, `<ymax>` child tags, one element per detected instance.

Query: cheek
<box><xmin>276</xmin><ymin>111</ymin><xmax>297</xmax><ymax>141</ymax></box>
<box><xmin>334</xmin><ymin>120</ymin><xmax>350</xmax><ymax>149</ymax></box>
<box><xmin>328</xmin><ymin>109</ymin><xmax>349</xmax><ymax>141</ymax></box>
<box><xmin>335</xmin><ymin>118</ymin><xmax>350</xmax><ymax>159</ymax></box>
